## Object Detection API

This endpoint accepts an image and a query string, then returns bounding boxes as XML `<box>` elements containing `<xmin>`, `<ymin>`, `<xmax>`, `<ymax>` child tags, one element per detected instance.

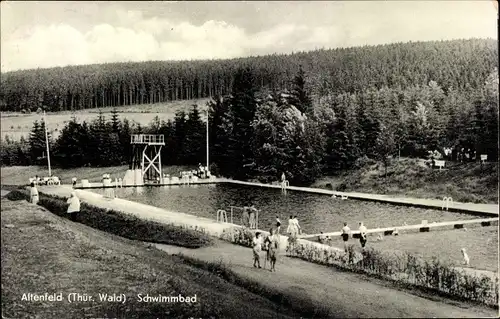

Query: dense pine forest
<box><xmin>1</xmin><ymin>38</ymin><xmax>498</xmax><ymax>185</ymax></box>
<box><xmin>0</xmin><ymin>39</ymin><xmax>497</xmax><ymax>112</ymax></box>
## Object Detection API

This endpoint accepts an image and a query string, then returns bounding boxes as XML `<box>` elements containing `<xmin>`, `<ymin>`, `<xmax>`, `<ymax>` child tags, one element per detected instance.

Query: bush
<box><xmin>7</xmin><ymin>190</ymin><xmax>213</xmax><ymax>248</ymax></box>
<box><xmin>5</xmin><ymin>190</ymin><xmax>31</xmax><ymax>201</ymax></box>
<box><xmin>220</xmin><ymin>226</ymin><xmax>257</xmax><ymax>248</ymax></box>
<box><xmin>286</xmin><ymin>241</ymin><xmax>499</xmax><ymax>307</ymax></box>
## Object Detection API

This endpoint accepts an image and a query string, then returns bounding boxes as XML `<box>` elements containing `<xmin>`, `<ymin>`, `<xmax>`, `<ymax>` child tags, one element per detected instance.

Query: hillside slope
<box><xmin>312</xmin><ymin>158</ymin><xmax>498</xmax><ymax>204</ymax></box>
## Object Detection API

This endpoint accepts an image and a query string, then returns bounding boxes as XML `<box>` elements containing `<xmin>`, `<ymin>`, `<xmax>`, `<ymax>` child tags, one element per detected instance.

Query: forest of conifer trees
<box><xmin>0</xmin><ymin>39</ymin><xmax>497</xmax><ymax>112</ymax></box>
<box><xmin>1</xmin><ymin>38</ymin><xmax>498</xmax><ymax>185</ymax></box>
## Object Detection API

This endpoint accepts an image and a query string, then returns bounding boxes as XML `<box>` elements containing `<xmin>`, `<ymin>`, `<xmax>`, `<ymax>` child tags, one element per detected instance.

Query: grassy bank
<box><xmin>1</xmin><ymin>198</ymin><xmax>303</xmax><ymax>318</ymax></box>
<box><xmin>6</xmin><ymin>189</ymin><xmax>212</xmax><ymax>248</ymax></box>
<box><xmin>320</xmin><ymin>227</ymin><xmax>499</xmax><ymax>272</ymax></box>
<box><xmin>312</xmin><ymin>158</ymin><xmax>499</xmax><ymax>204</ymax></box>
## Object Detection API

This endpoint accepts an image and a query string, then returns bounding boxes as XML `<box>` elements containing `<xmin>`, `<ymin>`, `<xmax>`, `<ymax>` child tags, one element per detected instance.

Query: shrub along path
<box><xmin>156</xmin><ymin>241</ymin><xmax>496</xmax><ymax>318</ymax></box>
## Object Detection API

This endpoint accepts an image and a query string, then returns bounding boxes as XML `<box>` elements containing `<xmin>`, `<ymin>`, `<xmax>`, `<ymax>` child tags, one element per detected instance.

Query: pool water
<box><xmin>90</xmin><ymin>184</ymin><xmax>478</xmax><ymax>235</ymax></box>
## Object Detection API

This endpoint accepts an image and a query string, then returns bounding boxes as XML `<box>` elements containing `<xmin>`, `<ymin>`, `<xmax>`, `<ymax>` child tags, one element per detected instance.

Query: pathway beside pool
<box><xmin>38</xmin><ymin>185</ymin><xmax>343</xmax><ymax>254</ymax></box>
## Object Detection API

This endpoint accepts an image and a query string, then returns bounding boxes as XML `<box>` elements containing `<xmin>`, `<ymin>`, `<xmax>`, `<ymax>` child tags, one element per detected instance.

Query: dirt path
<box><xmin>155</xmin><ymin>241</ymin><xmax>498</xmax><ymax>318</ymax></box>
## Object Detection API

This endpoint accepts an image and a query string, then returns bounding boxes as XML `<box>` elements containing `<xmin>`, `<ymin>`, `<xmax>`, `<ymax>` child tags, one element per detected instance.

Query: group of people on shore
<box><xmin>248</xmin><ymin>214</ymin><xmax>303</xmax><ymax>272</ymax></box>
<box><xmin>29</xmin><ymin>183</ymin><xmax>81</xmax><ymax>221</ymax></box>
<box><xmin>197</xmin><ymin>163</ymin><xmax>211</xmax><ymax>179</ymax></box>
<box><xmin>252</xmin><ymin>228</ymin><xmax>280</xmax><ymax>272</ymax></box>
<box><xmin>242</xmin><ymin>205</ymin><xmax>259</xmax><ymax>229</ymax></box>
<box><xmin>285</xmin><ymin>215</ymin><xmax>301</xmax><ymax>237</ymax></box>
<box><xmin>318</xmin><ymin>222</ymin><xmax>368</xmax><ymax>251</ymax></box>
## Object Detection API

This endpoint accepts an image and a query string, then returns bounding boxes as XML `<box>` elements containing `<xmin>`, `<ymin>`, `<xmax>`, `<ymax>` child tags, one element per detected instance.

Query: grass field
<box><xmin>1</xmin><ymin>198</ymin><xmax>307</xmax><ymax>318</ymax></box>
<box><xmin>316</xmin><ymin>227</ymin><xmax>499</xmax><ymax>273</ymax></box>
<box><xmin>0</xmin><ymin>98</ymin><xmax>210</xmax><ymax>141</ymax></box>
<box><xmin>312</xmin><ymin>158</ymin><xmax>499</xmax><ymax>204</ymax></box>
<box><xmin>0</xmin><ymin>165</ymin><xmax>195</xmax><ymax>186</ymax></box>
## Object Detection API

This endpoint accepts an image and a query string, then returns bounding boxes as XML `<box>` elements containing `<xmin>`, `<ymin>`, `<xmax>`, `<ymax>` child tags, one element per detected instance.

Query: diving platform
<box><xmin>128</xmin><ymin>134</ymin><xmax>165</xmax><ymax>185</ymax></box>
<box><xmin>130</xmin><ymin>134</ymin><xmax>165</xmax><ymax>145</ymax></box>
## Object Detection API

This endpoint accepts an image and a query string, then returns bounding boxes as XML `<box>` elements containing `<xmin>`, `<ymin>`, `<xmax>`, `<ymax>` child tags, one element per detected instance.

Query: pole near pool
<box><xmin>43</xmin><ymin>111</ymin><xmax>52</xmax><ymax>177</ymax></box>
<box><xmin>206</xmin><ymin>104</ymin><xmax>209</xmax><ymax>171</ymax></box>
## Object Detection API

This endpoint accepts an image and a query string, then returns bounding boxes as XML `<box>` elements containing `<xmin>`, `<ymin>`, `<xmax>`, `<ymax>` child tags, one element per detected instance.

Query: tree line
<box><xmin>2</xmin><ymin>65</ymin><xmax>498</xmax><ymax>185</ymax></box>
<box><xmin>1</xmin><ymin>38</ymin><xmax>497</xmax><ymax>112</ymax></box>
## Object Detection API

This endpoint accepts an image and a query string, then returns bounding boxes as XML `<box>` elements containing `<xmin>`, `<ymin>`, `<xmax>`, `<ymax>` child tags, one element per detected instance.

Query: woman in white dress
<box><xmin>286</xmin><ymin>216</ymin><xmax>296</xmax><ymax>236</ymax></box>
<box><xmin>293</xmin><ymin>216</ymin><xmax>301</xmax><ymax>235</ymax></box>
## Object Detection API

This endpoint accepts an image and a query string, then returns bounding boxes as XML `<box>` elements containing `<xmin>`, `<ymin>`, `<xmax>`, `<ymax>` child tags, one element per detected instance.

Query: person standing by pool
<box><xmin>103</xmin><ymin>174</ymin><xmax>115</xmax><ymax>199</ymax></box>
<box><xmin>286</xmin><ymin>215</ymin><xmax>299</xmax><ymax>251</ymax></box>
<box><xmin>248</xmin><ymin>205</ymin><xmax>258</xmax><ymax>229</ymax></box>
<box><xmin>264</xmin><ymin>228</ymin><xmax>280</xmax><ymax>272</ymax></box>
<box><xmin>252</xmin><ymin>232</ymin><xmax>263</xmax><ymax>268</ymax></box>
<box><xmin>341</xmin><ymin>222</ymin><xmax>351</xmax><ymax>252</ymax></box>
<box><xmin>67</xmin><ymin>192</ymin><xmax>81</xmax><ymax>222</ymax></box>
<box><xmin>72</xmin><ymin>177</ymin><xmax>77</xmax><ymax>187</ymax></box>
<box><xmin>293</xmin><ymin>216</ymin><xmax>301</xmax><ymax>235</ymax></box>
<box><xmin>318</xmin><ymin>232</ymin><xmax>326</xmax><ymax>244</ymax></box>
<box><xmin>30</xmin><ymin>182</ymin><xmax>39</xmax><ymax>205</ymax></box>
<box><xmin>242</xmin><ymin>206</ymin><xmax>250</xmax><ymax>227</ymax></box>
<box><xmin>286</xmin><ymin>216</ymin><xmax>295</xmax><ymax>236</ymax></box>
<box><xmin>358</xmin><ymin>222</ymin><xmax>368</xmax><ymax>248</ymax></box>
<box><xmin>275</xmin><ymin>216</ymin><xmax>282</xmax><ymax>234</ymax></box>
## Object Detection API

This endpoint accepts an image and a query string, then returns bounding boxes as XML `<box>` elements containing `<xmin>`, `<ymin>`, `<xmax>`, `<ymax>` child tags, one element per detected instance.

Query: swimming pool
<box><xmin>90</xmin><ymin>184</ymin><xmax>478</xmax><ymax>234</ymax></box>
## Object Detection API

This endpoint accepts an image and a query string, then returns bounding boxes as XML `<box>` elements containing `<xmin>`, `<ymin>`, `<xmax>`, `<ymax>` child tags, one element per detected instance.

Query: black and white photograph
<box><xmin>1</xmin><ymin>1</ymin><xmax>499</xmax><ymax>318</ymax></box>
